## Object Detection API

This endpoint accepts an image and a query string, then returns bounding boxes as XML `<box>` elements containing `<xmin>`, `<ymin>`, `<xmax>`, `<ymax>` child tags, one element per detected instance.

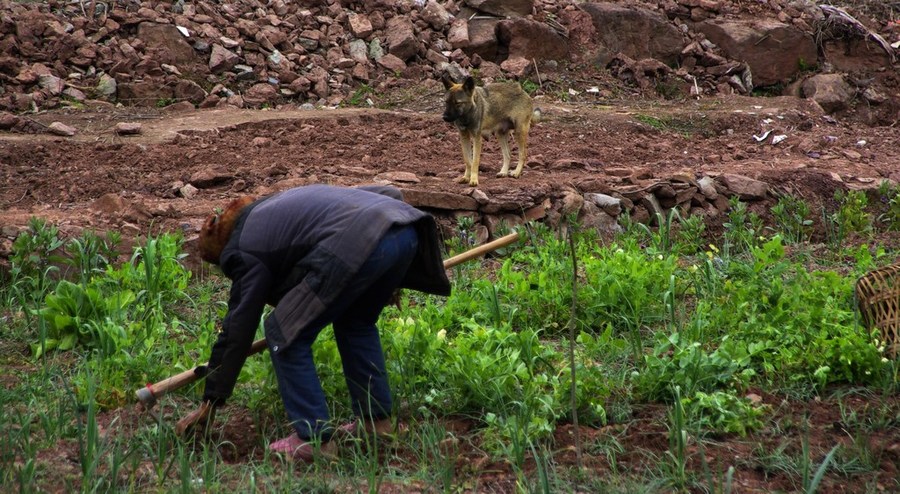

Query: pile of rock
<box><xmin>0</xmin><ymin>0</ymin><xmax>895</xmax><ymax>116</ymax></box>
<box><xmin>0</xmin><ymin>0</ymin><xmax>573</xmax><ymax>113</ymax></box>
<box><xmin>396</xmin><ymin>168</ymin><xmax>770</xmax><ymax>240</ymax></box>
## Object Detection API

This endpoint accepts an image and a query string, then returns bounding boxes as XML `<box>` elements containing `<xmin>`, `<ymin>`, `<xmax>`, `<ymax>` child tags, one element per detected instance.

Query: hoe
<box><xmin>135</xmin><ymin>231</ymin><xmax>523</xmax><ymax>425</ymax></box>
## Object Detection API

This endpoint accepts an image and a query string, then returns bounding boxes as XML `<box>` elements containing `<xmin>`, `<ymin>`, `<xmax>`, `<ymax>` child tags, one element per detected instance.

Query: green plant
<box><xmin>800</xmin><ymin>435</ymin><xmax>838</xmax><ymax>494</ymax></box>
<box><xmin>682</xmin><ymin>391</ymin><xmax>768</xmax><ymax>436</ymax></box>
<box><xmin>834</xmin><ymin>189</ymin><xmax>871</xmax><ymax>235</ymax></box>
<box><xmin>345</xmin><ymin>84</ymin><xmax>374</xmax><ymax>107</ymax></box>
<box><xmin>722</xmin><ymin>197</ymin><xmax>764</xmax><ymax>256</ymax></box>
<box><xmin>878</xmin><ymin>189</ymin><xmax>900</xmax><ymax>231</ymax></box>
<box><xmin>665</xmin><ymin>386</ymin><xmax>689</xmax><ymax>489</ymax></box>
<box><xmin>675</xmin><ymin>213</ymin><xmax>706</xmax><ymax>254</ymax></box>
<box><xmin>771</xmin><ymin>194</ymin><xmax>813</xmax><ymax>243</ymax></box>
<box><xmin>35</xmin><ymin>280</ymin><xmax>135</xmax><ymax>357</ymax></box>
<box><xmin>156</xmin><ymin>97</ymin><xmax>176</xmax><ymax>108</ymax></box>
<box><xmin>521</xmin><ymin>79</ymin><xmax>540</xmax><ymax>95</ymax></box>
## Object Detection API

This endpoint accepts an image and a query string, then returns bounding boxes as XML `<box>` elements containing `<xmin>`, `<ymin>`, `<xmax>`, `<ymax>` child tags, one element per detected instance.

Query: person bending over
<box><xmin>181</xmin><ymin>184</ymin><xmax>451</xmax><ymax>461</ymax></box>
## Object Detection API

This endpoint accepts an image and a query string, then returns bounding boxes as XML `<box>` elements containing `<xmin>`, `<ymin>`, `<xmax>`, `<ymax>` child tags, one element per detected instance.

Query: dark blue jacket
<box><xmin>203</xmin><ymin>185</ymin><xmax>451</xmax><ymax>404</ymax></box>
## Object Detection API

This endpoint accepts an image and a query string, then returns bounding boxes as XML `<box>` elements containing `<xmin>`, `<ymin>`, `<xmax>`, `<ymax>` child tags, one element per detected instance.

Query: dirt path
<box><xmin>2</xmin><ymin>94</ymin><xmax>899</xmax><ymax>260</ymax></box>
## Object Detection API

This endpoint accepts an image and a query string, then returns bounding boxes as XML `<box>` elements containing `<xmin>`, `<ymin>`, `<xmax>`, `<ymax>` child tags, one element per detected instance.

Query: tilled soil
<box><xmin>2</xmin><ymin>85</ymin><xmax>898</xmax><ymax>262</ymax></box>
<box><xmin>2</xmin><ymin>85</ymin><xmax>900</xmax><ymax>493</ymax></box>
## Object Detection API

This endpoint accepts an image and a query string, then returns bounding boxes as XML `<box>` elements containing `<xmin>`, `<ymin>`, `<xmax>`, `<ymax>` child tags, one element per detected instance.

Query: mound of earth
<box><xmin>0</xmin><ymin>0</ymin><xmax>898</xmax><ymax>266</ymax></box>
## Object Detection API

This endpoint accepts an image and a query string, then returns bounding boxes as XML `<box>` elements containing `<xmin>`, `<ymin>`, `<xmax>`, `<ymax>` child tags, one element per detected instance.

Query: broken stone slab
<box><xmin>190</xmin><ymin>167</ymin><xmax>233</xmax><ymax>188</ymax></box>
<box><xmin>48</xmin><ymin>121</ymin><xmax>76</xmax><ymax>136</ymax></box>
<box><xmin>377</xmin><ymin>53</ymin><xmax>407</xmax><ymax>73</ymax></box>
<box><xmin>718</xmin><ymin>173</ymin><xmax>768</xmax><ymax>201</ymax></box>
<box><xmin>466</xmin><ymin>17</ymin><xmax>501</xmax><ymax>61</ymax></box>
<box><xmin>640</xmin><ymin>193</ymin><xmax>665</xmax><ymax>223</ymax></box>
<box><xmin>465</xmin><ymin>0</ymin><xmax>534</xmax><ymax>18</ymax></box>
<box><xmin>115</xmin><ymin>122</ymin><xmax>142</xmax><ymax>135</ymax></box>
<box><xmin>374</xmin><ymin>171</ymin><xmax>420</xmax><ymax>184</ymax></box>
<box><xmin>401</xmin><ymin>189</ymin><xmax>478</xmax><ymax>211</ymax></box>
<box><xmin>138</xmin><ymin>22</ymin><xmax>197</xmax><ymax>66</ymax></box>
<box><xmin>62</xmin><ymin>87</ymin><xmax>86</xmax><ymax>102</ymax></box>
<box><xmin>447</xmin><ymin>19</ymin><xmax>470</xmax><ymax>48</ymax></box>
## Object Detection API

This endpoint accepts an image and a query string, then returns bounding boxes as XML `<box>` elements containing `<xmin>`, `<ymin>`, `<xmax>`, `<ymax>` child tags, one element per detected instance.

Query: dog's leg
<box><xmin>458</xmin><ymin>133</ymin><xmax>473</xmax><ymax>184</ymax></box>
<box><xmin>497</xmin><ymin>131</ymin><xmax>512</xmax><ymax>177</ymax></box>
<box><xmin>511</xmin><ymin>123</ymin><xmax>531</xmax><ymax>178</ymax></box>
<box><xmin>469</xmin><ymin>135</ymin><xmax>483</xmax><ymax>186</ymax></box>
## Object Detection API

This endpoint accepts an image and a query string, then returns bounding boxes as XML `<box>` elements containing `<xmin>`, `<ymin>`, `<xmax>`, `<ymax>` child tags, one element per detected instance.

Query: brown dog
<box><xmin>442</xmin><ymin>76</ymin><xmax>541</xmax><ymax>187</ymax></box>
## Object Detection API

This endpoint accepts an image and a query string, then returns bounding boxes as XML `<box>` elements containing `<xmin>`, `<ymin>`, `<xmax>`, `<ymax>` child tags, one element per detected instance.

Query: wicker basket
<box><xmin>855</xmin><ymin>262</ymin><xmax>900</xmax><ymax>359</ymax></box>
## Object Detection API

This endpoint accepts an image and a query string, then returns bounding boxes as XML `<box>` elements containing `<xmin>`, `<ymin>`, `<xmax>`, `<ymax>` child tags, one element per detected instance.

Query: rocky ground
<box><xmin>1</xmin><ymin>1</ymin><xmax>899</xmax><ymax>491</ymax></box>
<box><xmin>0</xmin><ymin>0</ymin><xmax>898</xmax><ymax>260</ymax></box>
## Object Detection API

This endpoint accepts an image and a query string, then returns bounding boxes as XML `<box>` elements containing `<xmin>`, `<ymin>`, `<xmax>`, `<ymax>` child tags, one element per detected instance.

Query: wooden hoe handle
<box><xmin>135</xmin><ymin>231</ymin><xmax>521</xmax><ymax>407</ymax></box>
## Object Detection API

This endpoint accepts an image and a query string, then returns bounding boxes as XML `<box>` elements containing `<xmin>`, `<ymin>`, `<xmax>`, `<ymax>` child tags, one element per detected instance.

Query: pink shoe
<box><xmin>269</xmin><ymin>433</ymin><xmax>335</xmax><ymax>462</ymax></box>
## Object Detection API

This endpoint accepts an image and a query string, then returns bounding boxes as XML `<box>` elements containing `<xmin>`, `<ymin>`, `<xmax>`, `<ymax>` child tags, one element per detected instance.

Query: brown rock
<box><xmin>243</xmin><ymin>83</ymin><xmax>278</xmax><ymax>107</ymax></box>
<box><xmin>465</xmin><ymin>0</ymin><xmax>534</xmax><ymax>17</ymax></box>
<box><xmin>421</xmin><ymin>1</ymin><xmax>451</xmax><ymax>31</ymax></box>
<box><xmin>385</xmin><ymin>16</ymin><xmax>418</xmax><ymax>61</ymax></box>
<box><xmin>497</xmin><ymin>19</ymin><xmax>569</xmax><ymax>62</ymax></box>
<box><xmin>801</xmin><ymin>74</ymin><xmax>854</xmax><ymax>114</ymax></box>
<box><xmin>137</xmin><ymin>22</ymin><xmax>197</xmax><ymax>66</ymax></box>
<box><xmin>500</xmin><ymin>57</ymin><xmax>532</xmax><ymax>77</ymax></box>
<box><xmin>190</xmin><ymin>167</ymin><xmax>232</xmax><ymax>188</ymax></box>
<box><xmin>374</xmin><ymin>171</ymin><xmax>420</xmax><ymax>184</ymax></box>
<box><xmin>698</xmin><ymin>19</ymin><xmax>816</xmax><ymax>87</ymax></box>
<box><xmin>401</xmin><ymin>189</ymin><xmax>478</xmax><ymax>210</ymax></box>
<box><xmin>376</xmin><ymin>53</ymin><xmax>407</xmax><ymax>73</ymax></box>
<box><xmin>0</xmin><ymin>112</ymin><xmax>19</xmax><ymax>130</ymax></box>
<box><xmin>718</xmin><ymin>174</ymin><xmax>768</xmax><ymax>200</ymax></box>
<box><xmin>349</xmin><ymin>13</ymin><xmax>374</xmax><ymax>39</ymax></box>
<box><xmin>115</xmin><ymin>122</ymin><xmax>142</xmax><ymax>135</ymax></box>
<box><xmin>447</xmin><ymin>19</ymin><xmax>470</xmax><ymax>48</ymax></box>
<box><xmin>209</xmin><ymin>44</ymin><xmax>239</xmax><ymax>74</ymax></box>
<box><xmin>92</xmin><ymin>193</ymin><xmax>127</xmax><ymax>214</ymax></box>
<box><xmin>580</xmin><ymin>3</ymin><xmax>685</xmax><ymax>66</ymax></box>
<box><xmin>48</xmin><ymin>122</ymin><xmax>76</xmax><ymax>136</ymax></box>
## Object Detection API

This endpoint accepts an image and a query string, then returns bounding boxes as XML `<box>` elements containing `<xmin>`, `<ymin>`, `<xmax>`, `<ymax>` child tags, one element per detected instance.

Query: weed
<box><xmin>345</xmin><ymin>84</ymin><xmax>374</xmax><ymax>107</ymax></box>
<box><xmin>521</xmin><ymin>79</ymin><xmax>540</xmax><ymax>95</ymax></box>
<box><xmin>771</xmin><ymin>194</ymin><xmax>813</xmax><ymax>244</ymax></box>
<box><xmin>834</xmin><ymin>189</ymin><xmax>872</xmax><ymax>235</ymax></box>
<box><xmin>722</xmin><ymin>197</ymin><xmax>764</xmax><ymax>256</ymax></box>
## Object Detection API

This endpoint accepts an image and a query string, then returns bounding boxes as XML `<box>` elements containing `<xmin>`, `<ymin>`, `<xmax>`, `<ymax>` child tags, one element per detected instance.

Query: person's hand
<box><xmin>176</xmin><ymin>400</ymin><xmax>217</xmax><ymax>437</ymax></box>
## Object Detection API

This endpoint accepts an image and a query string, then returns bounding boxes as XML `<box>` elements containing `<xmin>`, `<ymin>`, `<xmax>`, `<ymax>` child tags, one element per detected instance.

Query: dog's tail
<box><xmin>531</xmin><ymin>108</ymin><xmax>542</xmax><ymax>124</ymax></box>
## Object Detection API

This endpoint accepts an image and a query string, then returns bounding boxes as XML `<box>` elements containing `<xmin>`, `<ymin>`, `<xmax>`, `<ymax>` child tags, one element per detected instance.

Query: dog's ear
<box><xmin>462</xmin><ymin>76</ymin><xmax>475</xmax><ymax>94</ymax></box>
<box><xmin>441</xmin><ymin>73</ymin><xmax>455</xmax><ymax>90</ymax></box>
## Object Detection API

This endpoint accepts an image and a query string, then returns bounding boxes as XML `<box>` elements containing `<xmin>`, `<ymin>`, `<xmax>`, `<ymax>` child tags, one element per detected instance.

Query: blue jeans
<box><xmin>269</xmin><ymin>224</ymin><xmax>418</xmax><ymax>440</ymax></box>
